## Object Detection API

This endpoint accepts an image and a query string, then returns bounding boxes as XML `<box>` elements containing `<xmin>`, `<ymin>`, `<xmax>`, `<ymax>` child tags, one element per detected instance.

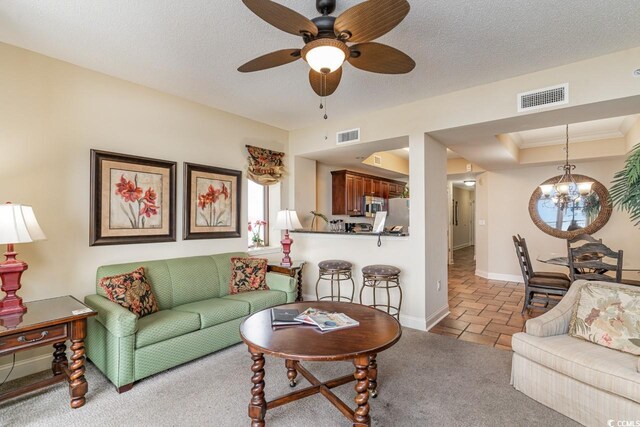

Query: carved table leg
<box><xmin>285</xmin><ymin>359</ymin><xmax>298</xmax><ymax>387</ymax></box>
<box><xmin>69</xmin><ymin>338</ymin><xmax>87</xmax><ymax>408</ymax></box>
<box><xmin>69</xmin><ymin>319</ymin><xmax>89</xmax><ymax>409</ymax></box>
<box><xmin>52</xmin><ymin>341</ymin><xmax>68</xmax><ymax>376</ymax></box>
<box><xmin>353</xmin><ymin>355</ymin><xmax>371</xmax><ymax>427</ymax></box>
<box><xmin>249</xmin><ymin>349</ymin><xmax>266</xmax><ymax>427</ymax></box>
<box><xmin>368</xmin><ymin>354</ymin><xmax>378</xmax><ymax>398</ymax></box>
<box><xmin>296</xmin><ymin>269</ymin><xmax>304</xmax><ymax>302</ymax></box>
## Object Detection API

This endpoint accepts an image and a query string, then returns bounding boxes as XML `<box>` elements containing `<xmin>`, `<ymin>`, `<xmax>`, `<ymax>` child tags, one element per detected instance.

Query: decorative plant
<box><xmin>197</xmin><ymin>183</ymin><xmax>229</xmax><ymax>226</ymax></box>
<box><xmin>310</xmin><ymin>211</ymin><xmax>328</xmax><ymax>230</ymax></box>
<box><xmin>248</xmin><ymin>220</ymin><xmax>267</xmax><ymax>246</ymax></box>
<box><xmin>611</xmin><ymin>143</ymin><xmax>640</xmax><ymax>227</ymax></box>
<box><xmin>114</xmin><ymin>174</ymin><xmax>159</xmax><ymax>229</ymax></box>
<box><xmin>581</xmin><ymin>191</ymin><xmax>601</xmax><ymax>219</ymax></box>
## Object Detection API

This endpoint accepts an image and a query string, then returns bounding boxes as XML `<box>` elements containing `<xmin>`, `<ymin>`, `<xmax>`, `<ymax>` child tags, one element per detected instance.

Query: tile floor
<box><xmin>431</xmin><ymin>246</ymin><xmax>542</xmax><ymax>351</ymax></box>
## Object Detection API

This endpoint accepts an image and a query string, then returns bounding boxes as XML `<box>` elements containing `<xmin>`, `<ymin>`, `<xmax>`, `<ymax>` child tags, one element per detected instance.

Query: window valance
<box><xmin>246</xmin><ymin>145</ymin><xmax>285</xmax><ymax>186</ymax></box>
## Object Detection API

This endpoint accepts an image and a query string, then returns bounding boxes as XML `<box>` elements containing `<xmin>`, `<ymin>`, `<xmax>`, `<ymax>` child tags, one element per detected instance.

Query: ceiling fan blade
<box><xmin>238</xmin><ymin>49</ymin><xmax>301</xmax><ymax>72</ymax></box>
<box><xmin>348</xmin><ymin>42</ymin><xmax>415</xmax><ymax>74</ymax></box>
<box><xmin>334</xmin><ymin>0</ymin><xmax>409</xmax><ymax>43</ymax></box>
<box><xmin>309</xmin><ymin>68</ymin><xmax>342</xmax><ymax>96</ymax></box>
<box><xmin>242</xmin><ymin>0</ymin><xmax>318</xmax><ymax>37</ymax></box>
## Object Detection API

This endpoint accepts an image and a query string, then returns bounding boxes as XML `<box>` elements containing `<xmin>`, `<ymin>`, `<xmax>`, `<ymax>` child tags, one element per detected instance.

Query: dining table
<box><xmin>537</xmin><ymin>253</ymin><xmax>640</xmax><ymax>271</ymax></box>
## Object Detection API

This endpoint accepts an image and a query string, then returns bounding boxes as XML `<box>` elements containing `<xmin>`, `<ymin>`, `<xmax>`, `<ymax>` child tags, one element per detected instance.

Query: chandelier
<box><xmin>539</xmin><ymin>125</ymin><xmax>593</xmax><ymax>210</ymax></box>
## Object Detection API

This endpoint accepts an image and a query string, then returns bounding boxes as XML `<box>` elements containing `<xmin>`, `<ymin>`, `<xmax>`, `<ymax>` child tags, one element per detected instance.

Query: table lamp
<box><xmin>275</xmin><ymin>210</ymin><xmax>302</xmax><ymax>267</ymax></box>
<box><xmin>0</xmin><ymin>203</ymin><xmax>46</xmax><ymax>316</ymax></box>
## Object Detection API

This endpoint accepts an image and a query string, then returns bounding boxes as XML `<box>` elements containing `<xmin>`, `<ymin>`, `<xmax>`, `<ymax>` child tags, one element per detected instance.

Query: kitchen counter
<box><xmin>291</xmin><ymin>230</ymin><xmax>409</xmax><ymax>237</ymax></box>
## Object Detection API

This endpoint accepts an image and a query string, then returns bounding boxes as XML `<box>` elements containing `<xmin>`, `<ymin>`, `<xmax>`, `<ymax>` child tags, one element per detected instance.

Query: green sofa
<box><xmin>84</xmin><ymin>252</ymin><xmax>295</xmax><ymax>392</ymax></box>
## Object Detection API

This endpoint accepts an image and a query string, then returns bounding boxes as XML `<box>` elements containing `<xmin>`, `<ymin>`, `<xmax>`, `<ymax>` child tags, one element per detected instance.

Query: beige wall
<box><xmin>0</xmin><ymin>43</ymin><xmax>288</xmax><ymax>375</ymax></box>
<box><xmin>361</xmin><ymin>151</ymin><xmax>409</xmax><ymax>176</ymax></box>
<box><xmin>474</xmin><ymin>157</ymin><xmax>639</xmax><ymax>281</ymax></box>
<box><xmin>452</xmin><ymin>187</ymin><xmax>475</xmax><ymax>249</ymax></box>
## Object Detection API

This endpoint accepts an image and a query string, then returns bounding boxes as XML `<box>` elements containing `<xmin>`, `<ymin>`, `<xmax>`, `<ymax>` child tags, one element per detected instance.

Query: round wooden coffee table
<box><xmin>240</xmin><ymin>301</ymin><xmax>402</xmax><ymax>427</ymax></box>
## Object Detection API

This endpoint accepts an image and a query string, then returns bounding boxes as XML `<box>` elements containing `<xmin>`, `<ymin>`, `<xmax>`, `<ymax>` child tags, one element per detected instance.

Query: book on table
<box><xmin>271</xmin><ymin>308</ymin><xmax>303</xmax><ymax>326</ymax></box>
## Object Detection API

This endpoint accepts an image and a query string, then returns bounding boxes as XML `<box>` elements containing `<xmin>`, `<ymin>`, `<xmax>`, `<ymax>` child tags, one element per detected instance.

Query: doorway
<box><xmin>450</xmin><ymin>182</ymin><xmax>476</xmax><ymax>264</ymax></box>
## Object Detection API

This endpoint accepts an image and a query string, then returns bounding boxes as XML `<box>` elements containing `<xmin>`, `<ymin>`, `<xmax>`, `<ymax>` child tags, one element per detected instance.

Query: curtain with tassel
<box><xmin>246</xmin><ymin>145</ymin><xmax>285</xmax><ymax>185</ymax></box>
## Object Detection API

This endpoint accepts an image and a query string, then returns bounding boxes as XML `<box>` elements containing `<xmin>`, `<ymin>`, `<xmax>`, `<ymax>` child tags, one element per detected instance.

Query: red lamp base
<box><xmin>0</xmin><ymin>245</ymin><xmax>28</xmax><ymax>317</ymax></box>
<box><xmin>280</xmin><ymin>229</ymin><xmax>293</xmax><ymax>268</ymax></box>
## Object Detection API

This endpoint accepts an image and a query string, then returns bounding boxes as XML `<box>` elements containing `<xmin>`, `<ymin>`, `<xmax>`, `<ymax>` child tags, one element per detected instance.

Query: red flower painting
<box><xmin>197</xmin><ymin>181</ymin><xmax>230</xmax><ymax>227</ymax></box>
<box><xmin>114</xmin><ymin>174</ymin><xmax>159</xmax><ymax>228</ymax></box>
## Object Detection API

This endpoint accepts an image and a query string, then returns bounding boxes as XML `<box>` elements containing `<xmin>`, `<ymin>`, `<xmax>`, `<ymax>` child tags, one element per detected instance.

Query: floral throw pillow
<box><xmin>98</xmin><ymin>267</ymin><xmax>159</xmax><ymax>318</ymax></box>
<box><xmin>569</xmin><ymin>283</ymin><xmax>640</xmax><ymax>355</ymax></box>
<box><xmin>229</xmin><ymin>257</ymin><xmax>269</xmax><ymax>294</ymax></box>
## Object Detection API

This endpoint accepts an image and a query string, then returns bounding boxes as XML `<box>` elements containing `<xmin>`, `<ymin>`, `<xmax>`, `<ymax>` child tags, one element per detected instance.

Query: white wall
<box><xmin>475</xmin><ymin>157</ymin><xmax>639</xmax><ymax>282</ymax></box>
<box><xmin>0</xmin><ymin>43</ymin><xmax>288</xmax><ymax>378</ymax></box>
<box><xmin>292</xmin><ymin>156</ymin><xmax>316</xmax><ymax>229</ymax></box>
<box><xmin>423</xmin><ymin>135</ymin><xmax>449</xmax><ymax>326</ymax></box>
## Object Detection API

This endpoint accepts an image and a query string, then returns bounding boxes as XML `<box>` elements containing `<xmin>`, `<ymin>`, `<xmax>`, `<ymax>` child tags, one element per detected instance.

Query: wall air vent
<box><xmin>517</xmin><ymin>83</ymin><xmax>568</xmax><ymax>112</ymax></box>
<box><xmin>336</xmin><ymin>128</ymin><xmax>360</xmax><ymax>145</ymax></box>
<box><xmin>373</xmin><ymin>155</ymin><xmax>382</xmax><ymax>166</ymax></box>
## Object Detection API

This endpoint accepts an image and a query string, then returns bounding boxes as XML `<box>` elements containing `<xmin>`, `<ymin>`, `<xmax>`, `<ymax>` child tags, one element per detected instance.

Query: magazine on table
<box><xmin>295</xmin><ymin>308</ymin><xmax>360</xmax><ymax>332</ymax></box>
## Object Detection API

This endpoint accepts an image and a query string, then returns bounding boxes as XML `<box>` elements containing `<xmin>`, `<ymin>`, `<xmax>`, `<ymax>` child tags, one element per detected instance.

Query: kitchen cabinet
<box><xmin>345</xmin><ymin>174</ymin><xmax>364</xmax><ymax>215</ymax></box>
<box><xmin>380</xmin><ymin>181</ymin><xmax>390</xmax><ymax>199</ymax></box>
<box><xmin>331</xmin><ymin>170</ymin><xmax>407</xmax><ymax>216</ymax></box>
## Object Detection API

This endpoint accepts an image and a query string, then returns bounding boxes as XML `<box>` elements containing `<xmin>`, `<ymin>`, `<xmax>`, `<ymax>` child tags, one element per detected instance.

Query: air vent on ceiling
<box><xmin>336</xmin><ymin>128</ymin><xmax>360</xmax><ymax>145</ymax></box>
<box><xmin>517</xmin><ymin>83</ymin><xmax>568</xmax><ymax>112</ymax></box>
<box><xmin>373</xmin><ymin>155</ymin><xmax>382</xmax><ymax>166</ymax></box>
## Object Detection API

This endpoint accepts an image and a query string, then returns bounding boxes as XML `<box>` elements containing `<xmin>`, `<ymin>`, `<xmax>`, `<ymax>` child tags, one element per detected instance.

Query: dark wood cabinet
<box><xmin>331</xmin><ymin>170</ymin><xmax>407</xmax><ymax>216</ymax></box>
<box><xmin>380</xmin><ymin>181</ymin><xmax>390</xmax><ymax>200</ymax></box>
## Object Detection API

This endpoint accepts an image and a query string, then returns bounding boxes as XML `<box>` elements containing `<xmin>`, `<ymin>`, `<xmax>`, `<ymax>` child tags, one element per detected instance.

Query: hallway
<box><xmin>431</xmin><ymin>246</ymin><xmax>539</xmax><ymax>350</ymax></box>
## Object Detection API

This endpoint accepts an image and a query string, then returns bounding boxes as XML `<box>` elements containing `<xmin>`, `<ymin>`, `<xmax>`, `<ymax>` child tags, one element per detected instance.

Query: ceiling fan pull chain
<box><xmin>324</xmin><ymin>96</ymin><xmax>328</xmax><ymax>120</ymax></box>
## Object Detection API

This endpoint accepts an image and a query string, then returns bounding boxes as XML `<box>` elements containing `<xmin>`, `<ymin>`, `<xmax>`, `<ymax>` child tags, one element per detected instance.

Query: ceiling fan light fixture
<box><xmin>302</xmin><ymin>39</ymin><xmax>349</xmax><ymax>74</ymax></box>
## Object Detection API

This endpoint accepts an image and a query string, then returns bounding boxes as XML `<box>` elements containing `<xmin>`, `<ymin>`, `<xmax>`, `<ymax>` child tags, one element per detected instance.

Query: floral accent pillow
<box><xmin>98</xmin><ymin>267</ymin><xmax>159</xmax><ymax>318</ymax></box>
<box><xmin>569</xmin><ymin>283</ymin><xmax>640</xmax><ymax>355</ymax></box>
<box><xmin>229</xmin><ymin>257</ymin><xmax>269</xmax><ymax>294</ymax></box>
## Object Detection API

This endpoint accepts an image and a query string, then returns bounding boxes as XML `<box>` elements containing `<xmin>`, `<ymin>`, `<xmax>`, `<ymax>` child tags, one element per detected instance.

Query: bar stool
<box><xmin>360</xmin><ymin>265</ymin><xmax>402</xmax><ymax>320</ymax></box>
<box><xmin>315</xmin><ymin>260</ymin><xmax>355</xmax><ymax>302</ymax></box>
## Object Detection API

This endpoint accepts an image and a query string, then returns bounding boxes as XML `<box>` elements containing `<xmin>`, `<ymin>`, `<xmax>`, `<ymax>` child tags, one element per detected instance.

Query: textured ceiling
<box><xmin>1</xmin><ymin>1</ymin><xmax>639</xmax><ymax>130</ymax></box>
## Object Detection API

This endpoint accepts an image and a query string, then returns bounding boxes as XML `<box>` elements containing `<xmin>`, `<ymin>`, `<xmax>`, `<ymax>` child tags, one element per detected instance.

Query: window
<box><xmin>247</xmin><ymin>180</ymin><xmax>269</xmax><ymax>247</ymax></box>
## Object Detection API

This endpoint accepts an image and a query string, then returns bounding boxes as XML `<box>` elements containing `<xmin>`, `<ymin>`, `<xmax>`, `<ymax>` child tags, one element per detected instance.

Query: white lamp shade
<box><xmin>275</xmin><ymin>210</ymin><xmax>303</xmax><ymax>231</ymax></box>
<box><xmin>577</xmin><ymin>181</ymin><xmax>594</xmax><ymax>195</ymax></box>
<box><xmin>0</xmin><ymin>204</ymin><xmax>46</xmax><ymax>244</ymax></box>
<box><xmin>539</xmin><ymin>184</ymin><xmax>554</xmax><ymax>197</ymax></box>
<box><xmin>305</xmin><ymin>45</ymin><xmax>346</xmax><ymax>74</ymax></box>
<box><xmin>556</xmin><ymin>183</ymin><xmax>571</xmax><ymax>195</ymax></box>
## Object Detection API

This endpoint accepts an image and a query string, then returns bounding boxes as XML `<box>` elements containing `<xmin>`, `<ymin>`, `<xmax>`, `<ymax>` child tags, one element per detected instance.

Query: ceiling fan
<box><xmin>238</xmin><ymin>0</ymin><xmax>415</xmax><ymax>106</ymax></box>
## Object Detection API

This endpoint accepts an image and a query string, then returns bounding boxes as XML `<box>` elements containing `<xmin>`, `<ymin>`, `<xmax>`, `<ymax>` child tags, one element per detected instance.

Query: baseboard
<box><xmin>303</xmin><ymin>293</ymin><xmax>428</xmax><ymax>331</ymax></box>
<box><xmin>0</xmin><ymin>353</ymin><xmax>54</xmax><ymax>382</ymax></box>
<box><xmin>399</xmin><ymin>313</ymin><xmax>427</xmax><ymax>331</ymax></box>
<box><xmin>475</xmin><ymin>269</ymin><xmax>522</xmax><ymax>283</ymax></box>
<box><xmin>452</xmin><ymin>243</ymin><xmax>471</xmax><ymax>251</ymax></box>
<box><xmin>425</xmin><ymin>304</ymin><xmax>450</xmax><ymax>331</ymax></box>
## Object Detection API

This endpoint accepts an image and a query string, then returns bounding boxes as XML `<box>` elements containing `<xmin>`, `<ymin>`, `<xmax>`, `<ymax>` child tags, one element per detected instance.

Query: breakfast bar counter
<box><xmin>290</xmin><ymin>230</ymin><xmax>409</xmax><ymax>237</ymax></box>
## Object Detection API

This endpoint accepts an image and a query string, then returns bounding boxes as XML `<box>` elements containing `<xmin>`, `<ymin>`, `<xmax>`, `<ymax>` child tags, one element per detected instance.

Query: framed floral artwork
<box><xmin>184</xmin><ymin>163</ymin><xmax>241</xmax><ymax>240</ymax></box>
<box><xmin>90</xmin><ymin>150</ymin><xmax>176</xmax><ymax>246</ymax></box>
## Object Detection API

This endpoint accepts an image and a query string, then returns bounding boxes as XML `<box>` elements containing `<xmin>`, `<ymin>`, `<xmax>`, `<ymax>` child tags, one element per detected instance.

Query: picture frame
<box><xmin>183</xmin><ymin>162</ymin><xmax>242</xmax><ymax>240</ymax></box>
<box><xmin>90</xmin><ymin>150</ymin><xmax>177</xmax><ymax>246</ymax></box>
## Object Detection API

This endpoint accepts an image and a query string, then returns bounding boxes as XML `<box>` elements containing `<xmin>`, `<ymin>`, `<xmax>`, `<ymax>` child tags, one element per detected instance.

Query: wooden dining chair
<box><xmin>568</xmin><ymin>242</ymin><xmax>623</xmax><ymax>283</ymax></box>
<box><xmin>566</xmin><ymin>233</ymin><xmax>602</xmax><ymax>252</ymax></box>
<box><xmin>513</xmin><ymin>235</ymin><xmax>571</xmax><ymax>314</ymax></box>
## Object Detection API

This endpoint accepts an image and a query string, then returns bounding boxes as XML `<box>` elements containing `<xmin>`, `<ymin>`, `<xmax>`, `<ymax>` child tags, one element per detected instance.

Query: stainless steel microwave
<box><xmin>363</xmin><ymin>196</ymin><xmax>385</xmax><ymax>218</ymax></box>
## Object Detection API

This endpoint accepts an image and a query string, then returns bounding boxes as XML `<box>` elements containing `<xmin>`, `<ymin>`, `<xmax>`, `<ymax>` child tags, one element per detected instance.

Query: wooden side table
<box><xmin>0</xmin><ymin>296</ymin><xmax>97</xmax><ymax>408</ymax></box>
<box><xmin>268</xmin><ymin>261</ymin><xmax>305</xmax><ymax>302</ymax></box>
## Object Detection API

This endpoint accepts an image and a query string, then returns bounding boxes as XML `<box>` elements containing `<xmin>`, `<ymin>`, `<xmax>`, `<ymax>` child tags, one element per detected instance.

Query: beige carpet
<box><xmin>1</xmin><ymin>329</ymin><xmax>577</xmax><ymax>426</ymax></box>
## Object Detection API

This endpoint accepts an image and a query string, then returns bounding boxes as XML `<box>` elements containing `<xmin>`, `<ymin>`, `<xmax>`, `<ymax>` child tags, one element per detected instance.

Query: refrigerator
<box><xmin>386</xmin><ymin>198</ymin><xmax>410</xmax><ymax>229</ymax></box>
